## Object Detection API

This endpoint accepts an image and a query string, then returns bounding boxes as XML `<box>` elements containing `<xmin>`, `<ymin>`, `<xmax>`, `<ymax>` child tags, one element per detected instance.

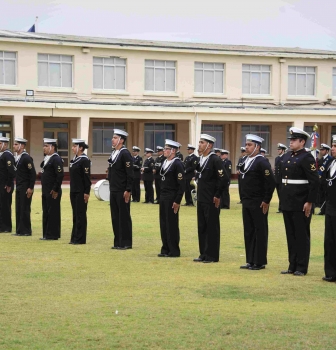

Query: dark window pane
<box><xmin>44</xmin><ymin>131</ymin><xmax>54</xmax><ymax>138</ymax></box>
<box><xmin>214</xmin><ymin>125</ymin><xmax>223</xmax><ymax>131</ymax></box>
<box><xmin>44</xmin><ymin>122</ymin><xmax>68</xmax><ymax>129</ymax></box>
<box><xmin>144</xmin><ymin>131</ymin><xmax>154</xmax><ymax>150</ymax></box>
<box><xmin>57</xmin><ymin>132</ymin><xmax>68</xmax><ymax>149</ymax></box>
<box><xmin>164</xmin><ymin>124</ymin><xmax>174</xmax><ymax>130</ymax></box>
<box><xmin>58</xmin><ymin>150</ymin><xmax>68</xmax><ymax>157</ymax></box>
<box><xmin>104</xmin><ymin>122</ymin><xmax>116</xmax><ymax>129</ymax></box>
<box><xmin>165</xmin><ymin>131</ymin><xmax>175</xmax><ymax>140</ymax></box>
<box><xmin>93</xmin><ymin>122</ymin><xmax>104</xmax><ymax>129</ymax></box>
<box><xmin>155</xmin><ymin>132</ymin><xmax>165</xmax><ymax>148</ymax></box>
<box><xmin>103</xmin><ymin>129</ymin><xmax>113</xmax><ymax>153</ymax></box>
<box><xmin>145</xmin><ymin>123</ymin><xmax>154</xmax><ymax>131</ymax></box>
<box><xmin>0</xmin><ymin>122</ymin><xmax>11</xmax><ymax>128</ymax></box>
<box><xmin>154</xmin><ymin>123</ymin><xmax>164</xmax><ymax>130</ymax></box>
<box><xmin>93</xmin><ymin>129</ymin><xmax>103</xmax><ymax>153</ymax></box>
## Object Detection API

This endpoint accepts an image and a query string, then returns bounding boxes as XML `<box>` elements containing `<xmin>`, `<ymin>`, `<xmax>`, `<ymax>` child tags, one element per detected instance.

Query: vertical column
<box><xmin>195</xmin><ymin>113</ymin><xmax>202</xmax><ymax>145</ymax></box>
<box><xmin>188</xmin><ymin>116</ymin><xmax>196</xmax><ymax>146</ymax></box>
<box><xmin>77</xmin><ymin>115</ymin><xmax>90</xmax><ymax>154</ymax></box>
<box><xmin>14</xmin><ymin>113</ymin><xmax>24</xmax><ymax>138</ymax></box>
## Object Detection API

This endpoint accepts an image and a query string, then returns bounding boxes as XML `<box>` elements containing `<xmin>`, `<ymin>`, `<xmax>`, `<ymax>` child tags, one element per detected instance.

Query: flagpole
<box><xmin>35</xmin><ymin>16</ymin><xmax>38</xmax><ymax>32</ymax></box>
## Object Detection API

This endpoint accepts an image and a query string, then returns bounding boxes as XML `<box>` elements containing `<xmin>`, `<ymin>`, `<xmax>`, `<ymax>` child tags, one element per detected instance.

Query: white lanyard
<box><xmin>108</xmin><ymin>147</ymin><xmax>126</xmax><ymax>168</ymax></box>
<box><xmin>14</xmin><ymin>151</ymin><xmax>28</xmax><ymax>170</ymax></box>
<box><xmin>240</xmin><ymin>154</ymin><xmax>263</xmax><ymax>179</ymax></box>
<box><xmin>160</xmin><ymin>157</ymin><xmax>178</xmax><ymax>181</ymax></box>
<box><xmin>70</xmin><ymin>155</ymin><xmax>89</xmax><ymax>168</ymax></box>
<box><xmin>326</xmin><ymin>159</ymin><xmax>336</xmax><ymax>186</ymax></box>
<box><xmin>198</xmin><ymin>152</ymin><xmax>214</xmax><ymax>179</ymax></box>
<box><xmin>41</xmin><ymin>153</ymin><xmax>59</xmax><ymax>173</ymax></box>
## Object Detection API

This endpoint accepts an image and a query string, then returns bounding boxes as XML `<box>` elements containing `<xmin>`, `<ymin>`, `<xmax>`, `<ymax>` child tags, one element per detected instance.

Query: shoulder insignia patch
<box><xmin>85</xmin><ymin>167</ymin><xmax>89</xmax><ymax>173</ymax></box>
<box><xmin>27</xmin><ymin>163</ymin><xmax>32</xmax><ymax>169</ymax></box>
<box><xmin>7</xmin><ymin>161</ymin><xmax>11</xmax><ymax>166</ymax></box>
<box><xmin>229</xmin><ymin>165</ymin><xmax>232</xmax><ymax>169</ymax></box>
<box><xmin>319</xmin><ymin>166</ymin><xmax>325</xmax><ymax>172</ymax></box>
<box><xmin>57</xmin><ymin>165</ymin><xmax>62</xmax><ymax>173</ymax></box>
<box><xmin>126</xmin><ymin>162</ymin><xmax>130</xmax><ymax>167</ymax></box>
<box><xmin>310</xmin><ymin>164</ymin><xmax>316</xmax><ymax>171</ymax></box>
<box><xmin>265</xmin><ymin>169</ymin><xmax>270</xmax><ymax>176</ymax></box>
<box><xmin>194</xmin><ymin>161</ymin><xmax>197</xmax><ymax>164</ymax></box>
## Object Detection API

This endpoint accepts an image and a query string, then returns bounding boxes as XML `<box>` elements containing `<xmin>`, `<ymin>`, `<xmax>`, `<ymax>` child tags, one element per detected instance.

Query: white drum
<box><xmin>94</xmin><ymin>179</ymin><xmax>110</xmax><ymax>201</ymax></box>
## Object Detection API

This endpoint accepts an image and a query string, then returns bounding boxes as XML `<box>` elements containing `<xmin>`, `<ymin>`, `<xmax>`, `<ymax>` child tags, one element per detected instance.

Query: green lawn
<box><xmin>0</xmin><ymin>188</ymin><xmax>335</xmax><ymax>350</ymax></box>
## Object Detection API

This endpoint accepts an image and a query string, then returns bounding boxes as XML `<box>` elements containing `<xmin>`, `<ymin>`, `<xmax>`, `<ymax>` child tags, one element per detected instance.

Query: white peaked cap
<box><xmin>200</xmin><ymin>134</ymin><xmax>216</xmax><ymax>143</ymax></box>
<box><xmin>0</xmin><ymin>136</ymin><xmax>10</xmax><ymax>142</ymax></box>
<box><xmin>43</xmin><ymin>138</ymin><xmax>57</xmax><ymax>144</ymax></box>
<box><xmin>145</xmin><ymin>148</ymin><xmax>154</xmax><ymax>153</ymax></box>
<box><xmin>221</xmin><ymin>149</ymin><xmax>230</xmax><ymax>154</ymax></box>
<box><xmin>72</xmin><ymin>138</ymin><xmax>86</xmax><ymax>144</ymax></box>
<box><xmin>246</xmin><ymin>134</ymin><xmax>264</xmax><ymax>144</ymax></box>
<box><xmin>113</xmin><ymin>129</ymin><xmax>128</xmax><ymax>137</ymax></box>
<box><xmin>187</xmin><ymin>144</ymin><xmax>195</xmax><ymax>149</ymax></box>
<box><xmin>165</xmin><ymin>139</ymin><xmax>180</xmax><ymax>148</ymax></box>
<box><xmin>260</xmin><ymin>148</ymin><xmax>267</xmax><ymax>153</ymax></box>
<box><xmin>15</xmin><ymin>137</ymin><xmax>28</xmax><ymax>143</ymax></box>
<box><xmin>277</xmin><ymin>143</ymin><xmax>287</xmax><ymax>150</ymax></box>
<box><xmin>320</xmin><ymin>143</ymin><xmax>331</xmax><ymax>150</ymax></box>
<box><xmin>156</xmin><ymin>146</ymin><xmax>164</xmax><ymax>150</ymax></box>
<box><xmin>240</xmin><ymin>147</ymin><xmax>246</xmax><ymax>151</ymax></box>
<box><xmin>132</xmin><ymin>146</ymin><xmax>140</xmax><ymax>151</ymax></box>
<box><xmin>288</xmin><ymin>127</ymin><xmax>311</xmax><ymax>139</ymax></box>
<box><xmin>332</xmin><ymin>135</ymin><xmax>336</xmax><ymax>143</ymax></box>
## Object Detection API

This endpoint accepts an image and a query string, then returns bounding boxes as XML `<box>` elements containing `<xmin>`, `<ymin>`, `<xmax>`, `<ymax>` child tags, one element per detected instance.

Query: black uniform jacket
<box><xmin>69</xmin><ymin>155</ymin><xmax>91</xmax><ymax>194</ymax></box>
<box><xmin>154</xmin><ymin>155</ymin><xmax>166</xmax><ymax>179</ymax></box>
<box><xmin>160</xmin><ymin>158</ymin><xmax>186</xmax><ymax>204</ymax></box>
<box><xmin>222</xmin><ymin>159</ymin><xmax>232</xmax><ymax>184</ymax></box>
<box><xmin>236</xmin><ymin>155</ymin><xmax>247</xmax><ymax>172</ymax></box>
<box><xmin>279</xmin><ymin>149</ymin><xmax>319</xmax><ymax>211</ymax></box>
<box><xmin>176</xmin><ymin>152</ymin><xmax>184</xmax><ymax>161</ymax></box>
<box><xmin>325</xmin><ymin>159</ymin><xmax>336</xmax><ymax>216</ymax></box>
<box><xmin>184</xmin><ymin>153</ymin><xmax>199</xmax><ymax>179</ymax></box>
<box><xmin>318</xmin><ymin>154</ymin><xmax>333</xmax><ymax>179</ymax></box>
<box><xmin>133</xmin><ymin>155</ymin><xmax>143</xmax><ymax>179</ymax></box>
<box><xmin>196</xmin><ymin>153</ymin><xmax>228</xmax><ymax>203</ymax></box>
<box><xmin>142</xmin><ymin>157</ymin><xmax>155</xmax><ymax>181</ymax></box>
<box><xmin>15</xmin><ymin>152</ymin><xmax>36</xmax><ymax>190</ymax></box>
<box><xmin>0</xmin><ymin>150</ymin><xmax>15</xmax><ymax>187</ymax></box>
<box><xmin>239</xmin><ymin>155</ymin><xmax>275</xmax><ymax>208</ymax></box>
<box><xmin>40</xmin><ymin>154</ymin><xmax>64</xmax><ymax>194</ymax></box>
<box><xmin>107</xmin><ymin>147</ymin><xmax>134</xmax><ymax>192</ymax></box>
<box><xmin>274</xmin><ymin>154</ymin><xmax>285</xmax><ymax>184</ymax></box>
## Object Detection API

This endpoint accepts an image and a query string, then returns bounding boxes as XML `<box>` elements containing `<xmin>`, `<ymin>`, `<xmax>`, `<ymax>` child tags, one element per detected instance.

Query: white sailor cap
<box><xmin>288</xmin><ymin>127</ymin><xmax>311</xmax><ymax>140</ymax></box>
<box><xmin>200</xmin><ymin>134</ymin><xmax>216</xmax><ymax>143</ymax></box>
<box><xmin>213</xmin><ymin>148</ymin><xmax>221</xmax><ymax>153</ymax></box>
<box><xmin>332</xmin><ymin>135</ymin><xmax>336</xmax><ymax>143</ymax></box>
<box><xmin>220</xmin><ymin>149</ymin><xmax>230</xmax><ymax>154</ymax></box>
<box><xmin>187</xmin><ymin>144</ymin><xmax>196</xmax><ymax>150</ymax></box>
<box><xmin>277</xmin><ymin>143</ymin><xmax>287</xmax><ymax>150</ymax></box>
<box><xmin>145</xmin><ymin>148</ymin><xmax>154</xmax><ymax>153</ymax></box>
<box><xmin>245</xmin><ymin>134</ymin><xmax>264</xmax><ymax>144</ymax></box>
<box><xmin>260</xmin><ymin>148</ymin><xmax>267</xmax><ymax>153</ymax></box>
<box><xmin>113</xmin><ymin>129</ymin><xmax>128</xmax><ymax>138</ymax></box>
<box><xmin>165</xmin><ymin>139</ymin><xmax>180</xmax><ymax>149</ymax></box>
<box><xmin>15</xmin><ymin>137</ymin><xmax>28</xmax><ymax>144</ymax></box>
<box><xmin>132</xmin><ymin>146</ymin><xmax>140</xmax><ymax>151</ymax></box>
<box><xmin>72</xmin><ymin>138</ymin><xmax>86</xmax><ymax>144</ymax></box>
<box><xmin>320</xmin><ymin>143</ymin><xmax>331</xmax><ymax>150</ymax></box>
<box><xmin>0</xmin><ymin>136</ymin><xmax>10</xmax><ymax>142</ymax></box>
<box><xmin>240</xmin><ymin>147</ymin><xmax>246</xmax><ymax>152</ymax></box>
<box><xmin>156</xmin><ymin>146</ymin><xmax>164</xmax><ymax>151</ymax></box>
<box><xmin>43</xmin><ymin>138</ymin><xmax>57</xmax><ymax>144</ymax></box>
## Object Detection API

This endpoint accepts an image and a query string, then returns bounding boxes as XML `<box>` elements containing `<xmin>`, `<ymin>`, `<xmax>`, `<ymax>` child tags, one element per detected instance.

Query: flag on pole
<box><xmin>27</xmin><ymin>24</ymin><xmax>35</xmax><ymax>32</ymax></box>
<box><xmin>310</xmin><ymin>123</ymin><xmax>319</xmax><ymax>166</ymax></box>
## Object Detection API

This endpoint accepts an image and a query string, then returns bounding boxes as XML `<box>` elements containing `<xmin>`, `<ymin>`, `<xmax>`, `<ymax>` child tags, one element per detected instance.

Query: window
<box><xmin>333</xmin><ymin>68</ymin><xmax>336</xmax><ymax>96</ymax></box>
<box><xmin>194</xmin><ymin>62</ymin><xmax>224</xmax><ymax>94</ymax></box>
<box><xmin>44</xmin><ymin>122</ymin><xmax>69</xmax><ymax>167</ymax></box>
<box><xmin>0</xmin><ymin>51</ymin><xmax>16</xmax><ymax>85</ymax></box>
<box><xmin>201</xmin><ymin>124</ymin><xmax>224</xmax><ymax>149</ymax></box>
<box><xmin>144</xmin><ymin>123</ymin><xmax>175</xmax><ymax>150</ymax></box>
<box><xmin>242</xmin><ymin>64</ymin><xmax>271</xmax><ymax>95</ymax></box>
<box><xmin>241</xmin><ymin>125</ymin><xmax>270</xmax><ymax>152</ymax></box>
<box><xmin>288</xmin><ymin>66</ymin><xmax>315</xmax><ymax>96</ymax></box>
<box><xmin>145</xmin><ymin>60</ymin><xmax>176</xmax><ymax>92</ymax></box>
<box><xmin>93</xmin><ymin>122</ymin><xmax>126</xmax><ymax>154</ymax></box>
<box><xmin>332</xmin><ymin>126</ymin><xmax>336</xmax><ymax>140</ymax></box>
<box><xmin>93</xmin><ymin>57</ymin><xmax>126</xmax><ymax>90</ymax></box>
<box><xmin>0</xmin><ymin>121</ymin><xmax>11</xmax><ymax>140</ymax></box>
<box><xmin>38</xmin><ymin>54</ymin><xmax>73</xmax><ymax>88</ymax></box>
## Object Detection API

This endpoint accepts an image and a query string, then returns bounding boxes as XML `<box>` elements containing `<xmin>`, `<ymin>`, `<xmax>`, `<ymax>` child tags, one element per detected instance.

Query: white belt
<box><xmin>282</xmin><ymin>179</ymin><xmax>309</xmax><ymax>184</ymax></box>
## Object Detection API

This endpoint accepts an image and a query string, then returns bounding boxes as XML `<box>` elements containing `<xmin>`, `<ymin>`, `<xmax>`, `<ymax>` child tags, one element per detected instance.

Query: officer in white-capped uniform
<box><xmin>158</xmin><ymin>139</ymin><xmax>185</xmax><ymax>257</ymax></box>
<box><xmin>153</xmin><ymin>146</ymin><xmax>165</xmax><ymax>204</ymax></box>
<box><xmin>237</xmin><ymin>146</ymin><xmax>247</xmax><ymax>203</ymax></box>
<box><xmin>279</xmin><ymin>127</ymin><xmax>319</xmax><ymax>276</ymax></box>
<box><xmin>12</xmin><ymin>137</ymin><xmax>36</xmax><ymax>236</ymax></box>
<box><xmin>274</xmin><ymin>143</ymin><xmax>288</xmax><ymax>213</ymax></box>
<box><xmin>0</xmin><ymin>136</ymin><xmax>15</xmax><ymax>233</ymax></box>
<box><xmin>220</xmin><ymin>150</ymin><xmax>232</xmax><ymax>209</ymax></box>
<box><xmin>183</xmin><ymin>144</ymin><xmax>199</xmax><ymax>206</ymax></box>
<box><xmin>141</xmin><ymin>148</ymin><xmax>155</xmax><ymax>203</ymax></box>
<box><xmin>323</xmin><ymin>135</ymin><xmax>336</xmax><ymax>282</ymax></box>
<box><xmin>193</xmin><ymin>134</ymin><xmax>228</xmax><ymax>263</ymax></box>
<box><xmin>239</xmin><ymin>135</ymin><xmax>276</xmax><ymax>270</ymax></box>
<box><xmin>131</xmin><ymin>146</ymin><xmax>142</xmax><ymax>202</ymax></box>
<box><xmin>107</xmin><ymin>129</ymin><xmax>133</xmax><ymax>250</ymax></box>
<box><xmin>40</xmin><ymin>138</ymin><xmax>64</xmax><ymax>240</ymax></box>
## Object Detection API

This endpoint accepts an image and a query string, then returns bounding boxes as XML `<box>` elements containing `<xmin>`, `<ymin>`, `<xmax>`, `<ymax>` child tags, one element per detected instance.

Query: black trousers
<box><xmin>318</xmin><ymin>183</ymin><xmax>326</xmax><ymax>214</ymax></box>
<box><xmin>238</xmin><ymin>176</ymin><xmax>242</xmax><ymax>201</ymax></box>
<box><xmin>110</xmin><ymin>191</ymin><xmax>132</xmax><ymax>248</ymax></box>
<box><xmin>132</xmin><ymin>177</ymin><xmax>141</xmax><ymax>202</ymax></box>
<box><xmin>42</xmin><ymin>189</ymin><xmax>62</xmax><ymax>239</ymax></box>
<box><xmin>144</xmin><ymin>180</ymin><xmax>154</xmax><ymax>203</ymax></box>
<box><xmin>282</xmin><ymin>210</ymin><xmax>311</xmax><ymax>274</ymax></box>
<box><xmin>275</xmin><ymin>183</ymin><xmax>282</xmax><ymax>211</ymax></box>
<box><xmin>242</xmin><ymin>205</ymin><xmax>268</xmax><ymax>265</ymax></box>
<box><xmin>324</xmin><ymin>214</ymin><xmax>336</xmax><ymax>278</ymax></box>
<box><xmin>70</xmin><ymin>192</ymin><xmax>88</xmax><ymax>244</ymax></box>
<box><xmin>15</xmin><ymin>188</ymin><xmax>32</xmax><ymax>235</ymax></box>
<box><xmin>184</xmin><ymin>177</ymin><xmax>194</xmax><ymax>205</ymax></box>
<box><xmin>197</xmin><ymin>201</ymin><xmax>221</xmax><ymax>262</ymax></box>
<box><xmin>0</xmin><ymin>184</ymin><xmax>13</xmax><ymax>232</ymax></box>
<box><xmin>154</xmin><ymin>177</ymin><xmax>161</xmax><ymax>201</ymax></box>
<box><xmin>220</xmin><ymin>185</ymin><xmax>230</xmax><ymax>209</ymax></box>
<box><xmin>159</xmin><ymin>198</ymin><xmax>180</xmax><ymax>256</ymax></box>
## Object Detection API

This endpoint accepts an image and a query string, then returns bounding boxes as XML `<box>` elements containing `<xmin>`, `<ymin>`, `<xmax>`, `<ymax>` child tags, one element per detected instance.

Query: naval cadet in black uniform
<box><xmin>158</xmin><ymin>139</ymin><xmax>186</xmax><ymax>258</ymax></box>
<box><xmin>69</xmin><ymin>139</ymin><xmax>91</xmax><ymax>245</ymax></box>
<box><xmin>0</xmin><ymin>137</ymin><xmax>15</xmax><ymax>233</ymax></box>
<box><xmin>40</xmin><ymin>138</ymin><xmax>64</xmax><ymax>240</ymax></box>
<box><xmin>237</xmin><ymin>147</ymin><xmax>247</xmax><ymax>204</ymax></box>
<box><xmin>153</xmin><ymin>146</ymin><xmax>165</xmax><ymax>204</ymax></box>
<box><xmin>213</xmin><ymin>148</ymin><xmax>221</xmax><ymax>157</ymax></box>
<box><xmin>131</xmin><ymin>146</ymin><xmax>142</xmax><ymax>202</ymax></box>
<box><xmin>13</xmin><ymin>138</ymin><xmax>36</xmax><ymax>236</ymax></box>
<box><xmin>193</xmin><ymin>134</ymin><xmax>228</xmax><ymax>263</ymax></box>
<box><xmin>220</xmin><ymin>149</ymin><xmax>232</xmax><ymax>209</ymax></box>
<box><xmin>141</xmin><ymin>148</ymin><xmax>155</xmax><ymax>204</ymax></box>
<box><xmin>274</xmin><ymin>143</ymin><xmax>287</xmax><ymax>213</ymax></box>
<box><xmin>239</xmin><ymin>135</ymin><xmax>276</xmax><ymax>270</ymax></box>
<box><xmin>108</xmin><ymin>129</ymin><xmax>133</xmax><ymax>250</ymax></box>
<box><xmin>316</xmin><ymin>143</ymin><xmax>333</xmax><ymax>215</ymax></box>
<box><xmin>322</xmin><ymin>135</ymin><xmax>336</xmax><ymax>282</ymax></box>
<box><xmin>183</xmin><ymin>144</ymin><xmax>198</xmax><ymax>206</ymax></box>
<box><xmin>176</xmin><ymin>144</ymin><xmax>184</xmax><ymax>161</ymax></box>
<box><xmin>280</xmin><ymin>127</ymin><xmax>319</xmax><ymax>276</ymax></box>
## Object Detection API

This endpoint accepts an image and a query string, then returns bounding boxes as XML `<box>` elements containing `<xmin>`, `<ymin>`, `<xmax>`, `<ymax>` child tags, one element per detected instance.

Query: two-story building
<box><xmin>1</xmin><ymin>30</ymin><xmax>336</xmax><ymax>174</ymax></box>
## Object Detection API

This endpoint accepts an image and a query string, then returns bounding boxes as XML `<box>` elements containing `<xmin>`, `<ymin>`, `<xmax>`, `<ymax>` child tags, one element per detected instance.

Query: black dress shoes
<box><xmin>193</xmin><ymin>257</ymin><xmax>203</xmax><ymax>262</ymax></box>
<box><xmin>23</xmin><ymin>234</ymin><xmax>32</xmax><ymax>236</ymax></box>
<box><xmin>111</xmin><ymin>246</ymin><xmax>119</xmax><ymax>249</ymax></box>
<box><xmin>322</xmin><ymin>276</ymin><xmax>336</xmax><ymax>282</ymax></box>
<box><xmin>158</xmin><ymin>253</ymin><xmax>168</xmax><ymax>257</ymax></box>
<box><xmin>240</xmin><ymin>263</ymin><xmax>253</xmax><ymax>269</ymax></box>
<box><xmin>118</xmin><ymin>246</ymin><xmax>132</xmax><ymax>250</ymax></box>
<box><xmin>249</xmin><ymin>264</ymin><xmax>265</xmax><ymax>270</ymax></box>
<box><xmin>281</xmin><ymin>270</ymin><xmax>294</xmax><ymax>274</ymax></box>
<box><xmin>293</xmin><ymin>271</ymin><xmax>306</xmax><ymax>276</ymax></box>
<box><xmin>0</xmin><ymin>230</ymin><xmax>11</xmax><ymax>233</ymax></box>
<box><xmin>12</xmin><ymin>233</ymin><xmax>22</xmax><ymax>236</ymax></box>
<box><xmin>203</xmin><ymin>260</ymin><xmax>216</xmax><ymax>263</ymax></box>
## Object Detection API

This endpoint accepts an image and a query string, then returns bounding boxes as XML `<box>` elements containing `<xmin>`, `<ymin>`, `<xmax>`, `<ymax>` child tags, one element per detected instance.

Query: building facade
<box><xmin>1</xmin><ymin>30</ymin><xmax>336</xmax><ymax>174</ymax></box>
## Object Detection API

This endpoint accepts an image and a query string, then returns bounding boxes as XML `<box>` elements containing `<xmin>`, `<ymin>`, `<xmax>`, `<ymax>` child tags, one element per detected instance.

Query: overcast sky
<box><xmin>1</xmin><ymin>0</ymin><xmax>336</xmax><ymax>50</ymax></box>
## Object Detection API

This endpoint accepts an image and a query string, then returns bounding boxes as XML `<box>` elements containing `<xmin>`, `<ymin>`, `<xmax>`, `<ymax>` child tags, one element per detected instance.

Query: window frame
<box><xmin>144</xmin><ymin>60</ymin><xmax>176</xmax><ymax>92</ymax></box>
<box><xmin>0</xmin><ymin>51</ymin><xmax>17</xmax><ymax>86</ymax></box>
<box><xmin>144</xmin><ymin>123</ymin><xmax>176</xmax><ymax>150</ymax></box>
<box><xmin>92</xmin><ymin>122</ymin><xmax>127</xmax><ymax>154</ymax></box>
<box><xmin>201</xmin><ymin>124</ymin><xmax>224</xmax><ymax>149</ymax></box>
<box><xmin>241</xmin><ymin>125</ymin><xmax>270</xmax><ymax>154</ymax></box>
<box><xmin>288</xmin><ymin>65</ymin><xmax>316</xmax><ymax>96</ymax></box>
<box><xmin>194</xmin><ymin>62</ymin><xmax>225</xmax><ymax>94</ymax></box>
<box><xmin>242</xmin><ymin>64</ymin><xmax>271</xmax><ymax>95</ymax></box>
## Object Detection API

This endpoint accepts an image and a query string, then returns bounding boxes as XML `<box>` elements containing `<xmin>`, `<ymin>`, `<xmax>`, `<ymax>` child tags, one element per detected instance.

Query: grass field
<box><xmin>0</xmin><ymin>188</ymin><xmax>335</xmax><ymax>350</ymax></box>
